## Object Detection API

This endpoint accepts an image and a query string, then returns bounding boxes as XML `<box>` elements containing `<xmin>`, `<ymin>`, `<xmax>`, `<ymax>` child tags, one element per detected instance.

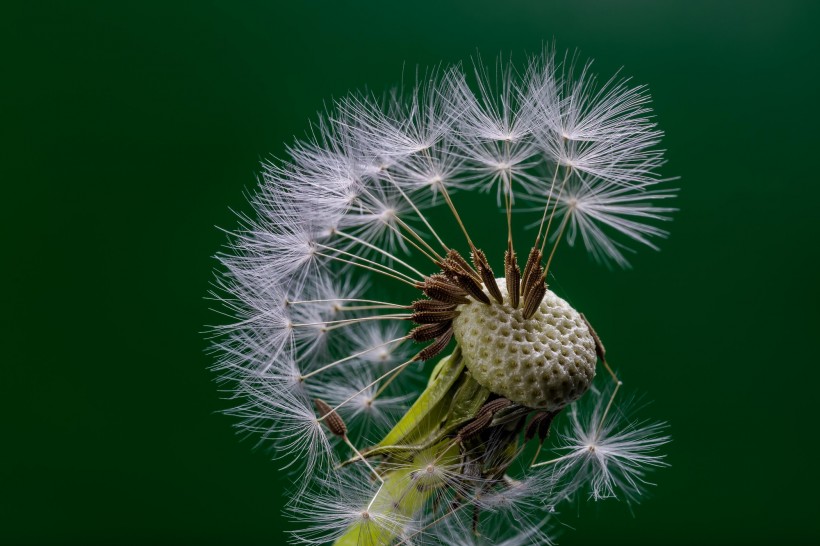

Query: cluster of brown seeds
<box><xmin>407</xmin><ymin>244</ymin><xmax>550</xmax><ymax>362</ymax></box>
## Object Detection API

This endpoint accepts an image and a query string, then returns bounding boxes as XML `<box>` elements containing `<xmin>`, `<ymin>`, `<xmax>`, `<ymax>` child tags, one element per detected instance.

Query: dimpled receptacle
<box><xmin>452</xmin><ymin>279</ymin><xmax>597</xmax><ymax>410</ymax></box>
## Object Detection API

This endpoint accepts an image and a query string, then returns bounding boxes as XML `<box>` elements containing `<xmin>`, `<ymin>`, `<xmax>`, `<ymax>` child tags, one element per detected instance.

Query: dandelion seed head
<box><xmin>210</xmin><ymin>46</ymin><xmax>675</xmax><ymax>545</ymax></box>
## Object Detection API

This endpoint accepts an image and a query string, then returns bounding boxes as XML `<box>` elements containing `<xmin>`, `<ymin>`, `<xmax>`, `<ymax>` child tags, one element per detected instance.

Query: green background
<box><xmin>3</xmin><ymin>1</ymin><xmax>820</xmax><ymax>544</ymax></box>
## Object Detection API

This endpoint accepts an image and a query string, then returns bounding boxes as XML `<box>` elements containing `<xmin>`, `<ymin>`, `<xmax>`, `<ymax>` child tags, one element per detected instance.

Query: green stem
<box><xmin>333</xmin><ymin>349</ymin><xmax>490</xmax><ymax>545</ymax></box>
<box><xmin>333</xmin><ymin>442</ymin><xmax>460</xmax><ymax>546</ymax></box>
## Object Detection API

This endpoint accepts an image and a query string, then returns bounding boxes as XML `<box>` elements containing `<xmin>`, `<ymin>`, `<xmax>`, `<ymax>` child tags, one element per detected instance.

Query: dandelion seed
<box><xmin>291</xmin><ymin>468</ymin><xmax>414</xmax><ymax>546</ymax></box>
<box><xmin>533</xmin><ymin>52</ymin><xmax>665</xmax><ymax>187</ymax></box>
<box><xmin>309</xmin><ymin>367</ymin><xmax>414</xmax><ymax>439</ymax></box>
<box><xmin>550</xmin><ymin>388</ymin><xmax>670</xmax><ymax>503</ymax></box>
<box><xmin>524</xmin><ymin>173</ymin><xmax>678</xmax><ymax>267</ymax></box>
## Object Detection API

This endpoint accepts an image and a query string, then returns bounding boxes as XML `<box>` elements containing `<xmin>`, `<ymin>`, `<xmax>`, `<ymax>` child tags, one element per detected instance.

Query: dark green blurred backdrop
<box><xmin>3</xmin><ymin>1</ymin><xmax>820</xmax><ymax>544</ymax></box>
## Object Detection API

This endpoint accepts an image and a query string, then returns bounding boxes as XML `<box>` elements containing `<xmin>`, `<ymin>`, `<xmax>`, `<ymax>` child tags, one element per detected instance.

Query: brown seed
<box><xmin>419</xmin><ymin>275</ymin><xmax>470</xmax><ymax>305</ymax></box>
<box><xmin>438</xmin><ymin>258</ymin><xmax>463</xmax><ymax>281</ymax></box>
<box><xmin>417</xmin><ymin>329</ymin><xmax>453</xmax><ymax>361</ymax></box>
<box><xmin>580</xmin><ymin>313</ymin><xmax>606</xmax><ymax>361</ymax></box>
<box><xmin>440</xmin><ymin>257</ymin><xmax>482</xmax><ymax>290</ymax></box>
<box><xmin>422</xmin><ymin>285</ymin><xmax>469</xmax><ymax>305</ymax></box>
<box><xmin>537</xmin><ymin>410</ymin><xmax>558</xmax><ymax>441</ymax></box>
<box><xmin>477</xmin><ymin>397</ymin><xmax>513</xmax><ymax>419</ymax></box>
<box><xmin>521</xmin><ymin>277</ymin><xmax>546</xmax><ymax>320</ymax></box>
<box><xmin>411</xmin><ymin>309</ymin><xmax>460</xmax><ymax>324</ymax></box>
<box><xmin>451</xmin><ymin>273</ymin><xmax>491</xmax><ymax>305</ymax></box>
<box><xmin>314</xmin><ymin>398</ymin><xmax>347</xmax><ymax>437</ymax></box>
<box><xmin>456</xmin><ymin>398</ymin><xmax>511</xmax><ymax>440</ymax></box>
<box><xmin>428</xmin><ymin>273</ymin><xmax>466</xmax><ymax>291</ymax></box>
<box><xmin>472</xmin><ymin>248</ymin><xmax>503</xmax><ymax>305</ymax></box>
<box><xmin>525</xmin><ymin>410</ymin><xmax>558</xmax><ymax>442</ymax></box>
<box><xmin>521</xmin><ymin>247</ymin><xmax>543</xmax><ymax>301</ymax></box>
<box><xmin>412</xmin><ymin>299</ymin><xmax>458</xmax><ymax>313</ymax></box>
<box><xmin>505</xmin><ymin>242</ymin><xmax>521</xmax><ymax>308</ymax></box>
<box><xmin>522</xmin><ymin>260</ymin><xmax>545</xmax><ymax>305</ymax></box>
<box><xmin>446</xmin><ymin>249</ymin><xmax>481</xmax><ymax>283</ymax></box>
<box><xmin>524</xmin><ymin>411</ymin><xmax>546</xmax><ymax>442</ymax></box>
<box><xmin>410</xmin><ymin>321</ymin><xmax>453</xmax><ymax>342</ymax></box>
<box><xmin>457</xmin><ymin>411</ymin><xmax>493</xmax><ymax>440</ymax></box>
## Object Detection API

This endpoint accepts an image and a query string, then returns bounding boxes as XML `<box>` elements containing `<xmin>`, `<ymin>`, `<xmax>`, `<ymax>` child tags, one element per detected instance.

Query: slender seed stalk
<box><xmin>534</xmin><ymin>164</ymin><xmax>562</xmax><ymax>247</ymax></box>
<box><xmin>542</xmin><ymin>211</ymin><xmax>570</xmax><ymax>280</ymax></box>
<box><xmin>300</xmin><ymin>336</ymin><xmax>408</xmax><ymax>380</ymax></box>
<box><xmin>438</xmin><ymin>184</ymin><xmax>475</xmax><ymax>252</ymax></box>
<box><xmin>315</xmin><ymin>251</ymin><xmax>418</xmax><ymax>288</ymax></box>
<box><xmin>319</xmin><ymin>356</ymin><xmax>419</xmax><ymax>421</ymax></box>
<box><xmin>540</xmin><ymin>165</ymin><xmax>572</xmax><ymax>255</ymax></box>
<box><xmin>316</xmin><ymin>245</ymin><xmax>421</xmax><ymax>284</ymax></box>
<box><xmin>383</xmin><ymin>169</ymin><xmax>449</xmax><ymax>254</ymax></box>
<box><xmin>334</xmin><ymin>230</ymin><xmax>427</xmax><ymax>278</ymax></box>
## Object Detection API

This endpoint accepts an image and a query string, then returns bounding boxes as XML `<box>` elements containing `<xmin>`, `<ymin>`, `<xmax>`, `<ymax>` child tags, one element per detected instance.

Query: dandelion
<box><xmin>545</xmin><ymin>387</ymin><xmax>671</xmax><ymax>504</ymax></box>
<box><xmin>210</xmin><ymin>47</ymin><xmax>674</xmax><ymax>545</ymax></box>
